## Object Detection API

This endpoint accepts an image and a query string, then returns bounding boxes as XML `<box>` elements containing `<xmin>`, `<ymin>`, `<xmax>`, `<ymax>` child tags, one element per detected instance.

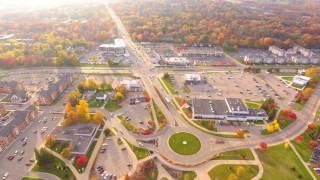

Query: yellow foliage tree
<box><xmin>76</xmin><ymin>100</ymin><xmax>90</xmax><ymax>122</ymax></box>
<box><xmin>284</xmin><ymin>142</ymin><xmax>289</xmax><ymax>149</ymax></box>
<box><xmin>235</xmin><ymin>166</ymin><xmax>246</xmax><ymax>177</ymax></box>
<box><xmin>60</xmin><ymin>145</ymin><xmax>73</xmax><ymax>159</ymax></box>
<box><xmin>93</xmin><ymin>111</ymin><xmax>104</xmax><ymax>124</ymax></box>
<box><xmin>115</xmin><ymin>91</ymin><xmax>124</xmax><ymax>102</ymax></box>
<box><xmin>305</xmin><ymin>67</ymin><xmax>315</xmax><ymax>77</ymax></box>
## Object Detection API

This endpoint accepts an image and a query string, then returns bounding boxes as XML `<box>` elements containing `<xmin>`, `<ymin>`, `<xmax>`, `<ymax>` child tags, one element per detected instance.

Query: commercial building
<box><xmin>269</xmin><ymin>46</ymin><xmax>285</xmax><ymax>57</ymax></box>
<box><xmin>292</xmin><ymin>75</ymin><xmax>310</xmax><ymax>87</ymax></box>
<box><xmin>192</xmin><ymin>98</ymin><xmax>268</xmax><ymax>121</ymax></box>
<box><xmin>120</xmin><ymin>79</ymin><xmax>142</xmax><ymax>92</ymax></box>
<box><xmin>51</xmin><ymin>123</ymin><xmax>99</xmax><ymax>155</ymax></box>
<box><xmin>99</xmin><ymin>38</ymin><xmax>127</xmax><ymax>57</ymax></box>
<box><xmin>184</xmin><ymin>74</ymin><xmax>205</xmax><ymax>84</ymax></box>
<box><xmin>163</xmin><ymin>57</ymin><xmax>190</xmax><ymax>66</ymax></box>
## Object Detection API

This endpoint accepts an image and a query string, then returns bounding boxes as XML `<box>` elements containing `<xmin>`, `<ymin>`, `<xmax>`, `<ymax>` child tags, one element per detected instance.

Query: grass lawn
<box><xmin>152</xmin><ymin>100</ymin><xmax>167</xmax><ymax>129</ymax></box>
<box><xmin>309</xmin><ymin>165</ymin><xmax>320</xmax><ymax>180</ymax></box>
<box><xmin>256</xmin><ymin>144</ymin><xmax>312</xmax><ymax>180</ymax></box>
<box><xmin>104</xmin><ymin>100</ymin><xmax>121</xmax><ymax>112</ymax></box>
<box><xmin>32</xmin><ymin>154</ymin><xmax>76</xmax><ymax>180</ymax></box>
<box><xmin>161</xmin><ymin>76</ymin><xmax>177</xmax><ymax>95</ymax></box>
<box><xmin>291</xmin><ymin>126</ymin><xmax>320</xmax><ymax>162</ymax></box>
<box><xmin>180</xmin><ymin>171</ymin><xmax>197</xmax><ymax>180</ymax></box>
<box><xmin>245</xmin><ymin>101</ymin><xmax>261</xmax><ymax>109</ymax></box>
<box><xmin>211</xmin><ymin>148</ymin><xmax>254</xmax><ymax>160</ymax></box>
<box><xmin>294</xmin><ymin>102</ymin><xmax>305</xmax><ymax>111</ymax></box>
<box><xmin>281</xmin><ymin>76</ymin><xmax>294</xmax><ymax>82</ymax></box>
<box><xmin>22</xmin><ymin>177</ymin><xmax>42</xmax><ymax>180</ymax></box>
<box><xmin>126</xmin><ymin>141</ymin><xmax>150</xmax><ymax>160</ymax></box>
<box><xmin>208</xmin><ymin>164</ymin><xmax>258</xmax><ymax>180</ymax></box>
<box><xmin>169</xmin><ymin>132</ymin><xmax>201</xmax><ymax>155</ymax></box>
<box><xmin>118</xmin><ymin>115</ymin><xmax>140</xmax><ymax>133</ymax></box>
<box><xmin>50</xmin><ymin>140</ymin><xmax>70</xmax><ymax>154</ymax></box>
<box><xmin>194</xmin><ymin>120</ymin><xmax>216</xmax><ymax>131</ymax></box>
<box><xmin>95</xmin><ymin>130</ymin><xmax>102</xmax><ymax>138</ymax></box>
<box><xmin>278</xmin><ymin>119</ymin><xmax>294</xmax><ymax>129</ymax></box>
<box><xmin>89</xmin><ymin>99</ymin><xmax>104</xmax><ymax>108</ymax></box>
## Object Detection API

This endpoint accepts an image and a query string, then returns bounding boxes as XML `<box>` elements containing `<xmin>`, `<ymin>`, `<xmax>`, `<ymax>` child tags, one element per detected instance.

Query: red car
<box><xmin>7</xmin><ymin>156</ymin><xmax>14</xmax><ymax>161</ymax></box>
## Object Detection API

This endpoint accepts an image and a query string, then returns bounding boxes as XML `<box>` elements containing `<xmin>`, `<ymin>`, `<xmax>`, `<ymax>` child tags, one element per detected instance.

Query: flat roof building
<box><xmin>292</xmin><ymin>75</ymin><xmax>310</xmax><ymax>87</ymax></box>
<box><xmin>192</xmin><ymin>98</ymin><xmax>268</xmax><ymax>121</ymax></box>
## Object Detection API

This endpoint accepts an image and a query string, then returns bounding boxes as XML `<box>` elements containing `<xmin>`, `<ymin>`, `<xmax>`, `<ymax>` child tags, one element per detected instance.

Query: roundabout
<box><xmin>168</xmin><ymin>132</ymin><xmax>201</xmax><ymax>155</ymax></box>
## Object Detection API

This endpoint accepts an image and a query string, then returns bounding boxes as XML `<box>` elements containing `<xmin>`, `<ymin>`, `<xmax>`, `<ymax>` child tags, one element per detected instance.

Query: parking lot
<box><xmin>94</xmin><ymin>136</ymin><xmax>133</xmax><ymax>179</ymax></box>
<box><xmin>172</xmin><ymin>71</ymin><xmax>297</xmax><ymax>108</ymax></box>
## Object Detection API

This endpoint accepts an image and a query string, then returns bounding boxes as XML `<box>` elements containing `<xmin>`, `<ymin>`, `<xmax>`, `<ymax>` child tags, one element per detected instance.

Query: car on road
<box><xmin>2</xmin><ymin>172</ymin><xmax>8</xmax><ymax>180</ymax></box>
<box><xmin>17</xmin><ymin>156</ymin><xmax>23</xmax><ymax>161</ymax></box>
<box><xmin>7</xmin><ymin>156</ymin><xmax>14</xmax><ymax>161</ymax></box>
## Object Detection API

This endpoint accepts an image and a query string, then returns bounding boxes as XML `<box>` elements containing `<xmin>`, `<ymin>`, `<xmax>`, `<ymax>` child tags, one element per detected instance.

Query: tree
<box><xmin>34</xmin><ymin>148</ymin><xmax>53</xmax><ymax>166</ymax></box>
<box><xmin>115</xmin><ymin>91</ymin><xmax>124</xmax><ymax>102</ymax></box>
<box><xmin>295</xmin><ymin>135</ymin><xmax>304</xmax><ymax>144</ymax></box>
<box><xmin>144</xmin><ymin>91</ymin><xmax>151</xmax><ymax>102</ymax></box>
<box><xmin>45</xmin><ymin>135</ymin><xmax>55</xmax><ymax>148</ymax></box>
<box><xmin>76</xmin><ymin>100</ymin><xmax>90</xmax><ymax>122</ymax></box>
<box><xmin>65</xmin><ymin>103</ymin><xmax>73</xmax><ymax>113</ymax></box>
<box><xmin>60</xmin><ymin>146</ymin><xmax>73</xmax><ymax>159</ymax></box>
<box><xmin>308</xmin><ymin>123</ymin><xmax>316</xmax><ymax>130</ymax></box>
<box><xmin>76</xmin><ymin>155</ymin><xmax>88</xmax><ymax>167</ymax></box>
<box><xmin>305</xmin><ymin>67</ymin><xmax>315</xmax><ymax>77</ymax></box>
<box><xmin>117</xmin><ymin>84</ymin><xmax>126</xmax><ymax>95</ymax></box>
<box><xmin>93</xmin><ymin>111</ymin><xmax>104</xmax><ymax>124</ymax></box>
<box><xmin>235</xmin><ymin>166</ymin><xmax>246</xmax><ymax>177</ymax></box>
<box><xmin>284</xmin><ymin>142</ymin><xmax>289</xmax><ymax>149</ymax></box>
<box><xmin>236</xmin><ymin>129</ymin><xmax>245</xmax><ymax>138</ymax></box>
<box><xmin>260</xmin><ymin>142</ymin><xmax>268</xmax><ymax>151</ymax></box>
<box><xmin>68</xmin><ymin>91</ymin><xmax>80</xmax><ymax>107</ymax></box>
<box><xmin>309</xmin><ymin>140</ymin><xmax>319</xmax><ymax>149</ymax></box>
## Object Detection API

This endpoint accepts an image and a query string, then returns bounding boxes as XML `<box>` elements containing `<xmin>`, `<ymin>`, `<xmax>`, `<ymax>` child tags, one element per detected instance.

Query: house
<box><xmin>185</xmin><ymin>74</ymin><xmax>204</xmax><ymax>85</ymax></box>
<box><xmin>0</xmin><ymin>81</ymin><xmax>23</xmax><ymax>94</ymax></box>
<box><xmin>0</xmin><ymin>105</ymin><xmax>5</xmax><ymax>117</ymax></box>
<box><xmin>0</xmin><ymin>110</ymin><xmax>34</xmax><ymax>152</ymax></box>
<box><xmin>38</xmin><ymin>74</ymin><xmax>74</xmax><ymax>105</ymax></box>
<box><xmin>163</xmin><ymin>57</ymin><xmax>190</xmax><ymax>66</ymax></box>
<box><xmin>95</xmin><ymin>92</ymin><xmax>108</xmax><ymax>102</ymax></box>
<box><xmin>120</xmin><ymin>79</ymin><xmax>142</xmax><ymax>92</ymax></box>
<box><xmin>292</xmin><ymin>75</ymin><xmax>310</xmax><ymax>87</ymax></box>
<box><xmin>51</xmin><ymin>123</ymin><xmax>99</xmax><ymax>155</ymax></box>
<box><xmin>99</xmin><ymin>38</ymin><xmax>127</xmax><ymax>57</ymax></box>
<box><xmin>192</xmin><ymin>98</ymin><xmax>268</xmax><ymax>121</ymax></box>
<box><xmin>10</xmin><ymin>90</ymin><xmax>28</xmax><ymax>103</ymax></box>
<box><xmin>269</xmin><ymin>46</ymin><xmax>285</xmax><ymax>57</ymax></box>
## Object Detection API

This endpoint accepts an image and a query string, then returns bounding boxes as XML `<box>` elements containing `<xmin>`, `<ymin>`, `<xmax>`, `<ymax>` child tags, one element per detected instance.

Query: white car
<box><xmin>2</xmin><ymin>172</ymin><xmax>8</xmax><ymax>180</ymax></box>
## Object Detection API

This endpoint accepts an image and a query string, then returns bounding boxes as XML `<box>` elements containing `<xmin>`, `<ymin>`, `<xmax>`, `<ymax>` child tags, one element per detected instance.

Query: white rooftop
<box><xmin>293</xmin><ymin>75</ymin><xmax>310</xmax><ymax>86</ymax></box>
<box><xmin>99</xmin><ymin>38</ymin><xmax>126</xmax><ymax>48</ymax></box>
<box><xmin>185</xmin><ymin>74</ymin><xmax>201</xmax><ymax>81</ymax></box>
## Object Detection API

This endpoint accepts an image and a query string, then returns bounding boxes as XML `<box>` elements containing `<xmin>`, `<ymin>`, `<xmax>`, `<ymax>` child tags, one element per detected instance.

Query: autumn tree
<box><xmin>259</xmin><ymin>142</ymin><xmax>268</xmax><ymax>151</ymax></box>
<box><xmin>60</xmin><ymin>145</ymin><xmax>73</xmax><ymax>159</ymax></box>
<box><xmin>309</xmin><ymin>140</ymin><xmax>319</xmax><ymax>149</ymax></box>
<box><xmin>68</xmin><ymin>91</ymin><xmax>81</xmax><ymax>107</ymax></box>
<box><xmin>236</xmin><ymin>129</ymin><xmax>245</xmax><ymax>138</ymax></box>
<box><xmin>45</xmin><ymin>135</ymin><xmax>55</xmax><ymax>148</ymax></box>
<box><xmin>76</xmin><ymin>100</ymin><xmax>90</xmax><ymax>122</ymax></box>
<box><xmin>115</xmin><ymin>91</ymin><xmax>124</xmax><ymax>102</ymax></box>
<box><xmin>65</xmin><ymin>103</ymin><xmax>73</xmax><ymax>113</ymax></box>
<box><xmin>93</xmin><ymin>111</ymin><xmax>104</xmax><ymax>124</ymax></box>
